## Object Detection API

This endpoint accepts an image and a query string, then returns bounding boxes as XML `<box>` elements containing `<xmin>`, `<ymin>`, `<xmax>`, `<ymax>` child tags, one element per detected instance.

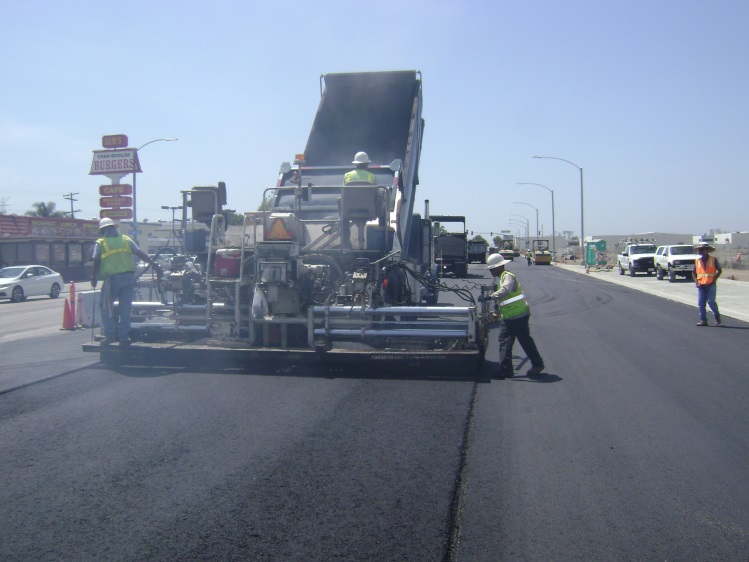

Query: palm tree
<box><xmin>25</xmin><ymin>201</ymin><xmax>65</xmax><ymax>218</ymax></box>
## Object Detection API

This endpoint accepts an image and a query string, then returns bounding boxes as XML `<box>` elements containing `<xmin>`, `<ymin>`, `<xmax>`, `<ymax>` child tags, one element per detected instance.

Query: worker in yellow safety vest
<box><xmin>344</xmin><ymin>151</ymin><xmax>376</xmax><ymax>185</ymax></box>
<box><xmin>692</xmin><ymin>241</ymin><xmax>722</xmax><ymax>326</ymax></box>
<box><xmin>91</xmin><ymin>218</ymin><xmax>162</xmax><ymax>346</ymax></box>
<box><xmin>480</xmin><ymin>252</ymin><xmax>545</xmax><ymax>378</ymax></box>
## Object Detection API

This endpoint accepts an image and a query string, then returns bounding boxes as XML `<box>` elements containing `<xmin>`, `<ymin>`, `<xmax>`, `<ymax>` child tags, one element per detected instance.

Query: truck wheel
<box><xmin>629</xmin><ymin>265</ymin><xmax>636</xmax><ymax>277</ymax></box>
<box><xmin>668</xmin><ymin>268</ymin><xmax>676</xmax><ymax>283</ymax></box>
<box><xmin>618</xmin><ymin>263</ymin><xmax>624</xmax><ymax>275</ymax></box>
<box><xmin>656</xmin><ymin>266</ymin><xmax>664</xmax><ymax>280</ymax></box>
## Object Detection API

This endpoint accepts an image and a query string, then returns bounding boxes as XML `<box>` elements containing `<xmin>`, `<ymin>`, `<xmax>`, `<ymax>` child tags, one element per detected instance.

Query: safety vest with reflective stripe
<box><xmin>497</xmin><ymin>270</ymin><xmax>530</xmax><ymax>319</ymax></box>
<box><xmin>694</xmin><ymin>256</ymin><xmax>718</xmax><ymax>286</ymax></box>
<box><xmin>344</xmin><ymin>169</ymin><xmax>375</xmax><ymax>185</ymax></box>
<box><xmin>97</xmin><ymin>235</ymin><xmax>134</xmax><ymax>279</ymax></box>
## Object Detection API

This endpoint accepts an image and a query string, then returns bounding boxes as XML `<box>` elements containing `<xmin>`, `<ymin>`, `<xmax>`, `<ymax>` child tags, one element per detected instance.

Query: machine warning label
<box><xmin>265</xmin><ymin>218</ymin><xmax>293</xmax><ymax>240</ymax></box>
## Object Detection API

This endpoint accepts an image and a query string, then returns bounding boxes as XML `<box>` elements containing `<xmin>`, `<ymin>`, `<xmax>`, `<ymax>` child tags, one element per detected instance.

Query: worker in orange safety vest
<box><xmin>692</xmin><ymin>241</ymin><xmax>722</xmax><ymax>326</ymax></box>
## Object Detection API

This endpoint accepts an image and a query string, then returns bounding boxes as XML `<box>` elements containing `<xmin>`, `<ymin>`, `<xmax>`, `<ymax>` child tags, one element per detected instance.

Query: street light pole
<box><xmin>518</xmin><ymin>182</ymin><xmax>556</xmax><ymax>263</ymax></box>
<box><xmin>509</xmin><ymin>215</ymin><xmax>529</xmax><ymax>249</ymax></box>
<box><xmin>509</xmin><ymin>220</ymin><xmax>528</xmax><ymax>241</ymax></box>
<box><xmin>161</xmin><ymin>205</ymin><xmax>184</xmax><ymax>252</ymax></box>
<box><xmin>132</xmin><ymin>138</ymin><xmax>178</xmax><ymax>245</ymax></box>
<box><xmin>513</xmin><ymin>201</ymin><xmax>539</xmax><ymax>248</ymax></box>
<box><xmin>533</xmin><ymin>155</ymin><xmax>584</xmax><ymax>264</ymax></box>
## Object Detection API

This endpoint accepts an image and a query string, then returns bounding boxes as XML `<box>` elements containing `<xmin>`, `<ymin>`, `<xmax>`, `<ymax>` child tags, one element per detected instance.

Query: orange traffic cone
<box><xmin>61</xmin><ymin>298</ymin><xmax>76</xmax><ymax>330</ymax></box>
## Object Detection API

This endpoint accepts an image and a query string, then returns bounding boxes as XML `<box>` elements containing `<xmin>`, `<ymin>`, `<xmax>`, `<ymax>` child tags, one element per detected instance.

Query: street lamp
<box><xmin>509</xmin><ymin>216</ymin><xmax>529</xmax><ymax>249</ymax></box>
<box><xmin>533</xmin><ymin>155</ymin><xmax>584</xmax><ymax>265</ymax></box>
<box><xmin>509</xmin><ymin>220</ymin><xmax>528</xmax><ymax>238</ymax></box>
<box><xmin>132</xmin><ymin>138</ymin><xmax>178</xmax><ymax>244</ymax></box>
<box><xmin>513</xmin><ymin>201</ymin><xmax>539</xmax><ymax>247</ymax></box>
<box><xmin>161</xmin><ymin>205</ymin><xmax>184</xmax><ymax>252</ymax></box>
<box><xmin>518</xmin><ymin>182</ymin><xmax>556</xmax><ymax>262</ymax></box>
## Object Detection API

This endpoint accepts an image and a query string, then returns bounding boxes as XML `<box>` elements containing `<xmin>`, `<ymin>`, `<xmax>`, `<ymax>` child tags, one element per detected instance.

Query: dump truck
<box><xmin>84</xmin><ymin>71</ymin><xmax>489</xmax><ymax>372</ymax></box>
<box><xmin>467</xmin><ymin>239</ymin><xmax>488</xmax><ymax>264</ymax></box>
<box><xmin>432</xmin><ymin>215</ymin><xmax>468</xmax><ymax>277</ymax></box>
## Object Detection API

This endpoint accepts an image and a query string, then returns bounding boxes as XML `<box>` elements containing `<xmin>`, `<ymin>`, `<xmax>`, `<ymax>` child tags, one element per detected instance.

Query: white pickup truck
<box><xmin>654</xmin><ymin>244</ymin><xmax>700</xmax><ymax>282</ymax></box>
<box><xmin>617</xmin><ymin>243</ymin><xmax>657</xmax><ymax>276</ymax></box>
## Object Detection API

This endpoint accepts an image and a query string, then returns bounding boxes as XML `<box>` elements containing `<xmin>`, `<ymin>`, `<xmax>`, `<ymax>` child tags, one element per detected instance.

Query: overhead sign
<box><xmin>100</xmin><ymin>196</ymin><xmax>133</xmax><ymax>208</ymax></box>
<box><xmin>90</xmin><ymin>149</ymin><xmax>141</xmax><ymax>175</ymax></box>
<box><xmin>100</xmin><ymin>208</ymin><xmax>133</xmax><ymax>220</ymax></box>
<box><xmin>102</xmin><ymin>134</ymin><xmax>128</xmax><ymax>149</ymax></box>
<box><xmin>99</xmin><ymin>184</ymin><xmax>133</xmax><ymax>196</ymax></box>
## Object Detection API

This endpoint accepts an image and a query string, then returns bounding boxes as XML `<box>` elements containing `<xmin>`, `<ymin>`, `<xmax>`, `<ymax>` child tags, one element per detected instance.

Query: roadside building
<box><xmin>0</xmin><ymin>214</ymin><xmax>99</xmax><ymax>281</ymax></box>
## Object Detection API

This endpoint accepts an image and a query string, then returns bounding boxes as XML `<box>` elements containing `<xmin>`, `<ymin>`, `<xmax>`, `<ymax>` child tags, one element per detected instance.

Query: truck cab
<box><xmin>654</xmin><ymin>244</ymin><xmax>700</xmax><ymax>282</ymax></box>
<box><xmin>617</xmin><ymin>243</ymin><xmax>657</xmax><ymax>276</ymax></box>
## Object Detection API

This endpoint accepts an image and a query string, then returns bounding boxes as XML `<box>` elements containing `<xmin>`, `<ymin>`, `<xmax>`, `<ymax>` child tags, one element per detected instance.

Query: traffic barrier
<box><xmin>61</xmin><ymin>298</ymin><xmax>76</xmax><ymax>330</ymax></box>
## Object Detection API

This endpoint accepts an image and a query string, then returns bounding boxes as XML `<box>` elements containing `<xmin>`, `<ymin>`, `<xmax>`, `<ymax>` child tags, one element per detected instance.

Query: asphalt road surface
<box><xmin>1</xmin><ymin>264</ymin><xmax>748</xmax><ymax>561</ymax></box>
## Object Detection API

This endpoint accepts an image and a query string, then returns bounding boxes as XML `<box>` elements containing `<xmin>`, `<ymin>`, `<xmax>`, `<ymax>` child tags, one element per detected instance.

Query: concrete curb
<box><xmin>552</xmin><ymin>263</ymin><xmax>749</xmax><ymax>324</ymax></box>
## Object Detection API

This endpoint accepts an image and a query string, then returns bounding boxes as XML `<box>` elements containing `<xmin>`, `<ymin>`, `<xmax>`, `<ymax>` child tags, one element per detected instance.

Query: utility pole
<box><xmin>63</xmin><ymin>192</ymin><xmax>81</xmax><ymax>219</ymax></box>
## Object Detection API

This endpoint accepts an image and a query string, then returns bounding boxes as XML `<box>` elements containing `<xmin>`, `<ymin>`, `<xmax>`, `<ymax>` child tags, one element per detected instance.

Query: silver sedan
<box><xmin>0</xmin><ymin>265</ymin><xmax>63</xmax><ymax>302</ymax></box>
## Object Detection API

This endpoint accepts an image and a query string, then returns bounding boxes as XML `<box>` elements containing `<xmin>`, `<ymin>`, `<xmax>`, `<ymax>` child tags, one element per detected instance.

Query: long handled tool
<box><xmin>91</xmin><ymin>286</ymin><xmax>96</xmax><ymax>342</ymax></box>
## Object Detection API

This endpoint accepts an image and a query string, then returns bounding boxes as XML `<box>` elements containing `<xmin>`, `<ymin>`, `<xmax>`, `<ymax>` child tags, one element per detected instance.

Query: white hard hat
<box><xmin>352</xmin><ymin>151</ymin><xmax>371</xmax><ymax>164</ymax></box>
<box><xmin>99</xmin><ymin>218</ymin><xmax>116</xmax><ymax>229</ymax></box>
<box><xmin>487</xmin><ymin>253</ymin><xmax>511</xmax><ymax>269</ymax></box>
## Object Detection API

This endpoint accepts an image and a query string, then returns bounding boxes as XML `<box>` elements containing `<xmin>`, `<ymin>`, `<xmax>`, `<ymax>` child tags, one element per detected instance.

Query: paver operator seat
<box><xmin>340</xmin><ymin>185</ymin><xmax>386</xmax><ymax>249</ymax></box>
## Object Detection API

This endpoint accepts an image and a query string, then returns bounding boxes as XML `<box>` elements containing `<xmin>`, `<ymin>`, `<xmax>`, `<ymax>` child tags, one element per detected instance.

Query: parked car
<box><xmin>0</xmin><ymin>265</ymin><xmax>63</xmax><ymax>302</ymax></box>
<box><xmin>654</xmin><ymin>244</ymin><xmax>700</xmax><ymax>282</ymax></box>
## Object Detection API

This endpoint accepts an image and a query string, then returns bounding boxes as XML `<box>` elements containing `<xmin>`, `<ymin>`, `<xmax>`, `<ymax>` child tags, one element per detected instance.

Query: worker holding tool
<box><xmin>480</xmin><ymin>253</ymin><xmax>545</xmax><ymax>378</ymax></box>
<box><xmin>90</xmin><ymin>218</ymin><xmax>162</xmax><ymax>346</ymax></box>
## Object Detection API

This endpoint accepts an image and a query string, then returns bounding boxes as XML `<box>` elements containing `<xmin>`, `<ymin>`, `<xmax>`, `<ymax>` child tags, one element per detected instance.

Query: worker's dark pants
<box><xmin>100</xmin><ymin>272</ymin><xmax>135</xmax><ymax>343</ymax></box>
<box><xmin>696</xmin><ymin>282</ymin><xmax>720</xmax><ymax>322</ymax></box>
<box><xmin>497</xmin><ymin>314</ymin><xmax>543</xmax><ymax>374</ymax></box>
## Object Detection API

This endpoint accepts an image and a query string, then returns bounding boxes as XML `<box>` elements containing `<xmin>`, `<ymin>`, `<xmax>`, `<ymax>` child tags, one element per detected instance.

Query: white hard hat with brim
<box><xmin>695</xmin><ymin>242</ymin><xmax>716</xmax><ymax>253</ymax></box>
<box><xmin>486</xmin><ymin>253</ymin><xmax>512</xmax><ymax>269</ymax></box>
<box><xmin>352</xmin><ymin>151</ymin><xmax>371</xmax><ymax>164</ymax></box>
<box><xmin>99</xmin><ymin>217</ymin><xmax>116</xmax><ymax>229</ymax></box>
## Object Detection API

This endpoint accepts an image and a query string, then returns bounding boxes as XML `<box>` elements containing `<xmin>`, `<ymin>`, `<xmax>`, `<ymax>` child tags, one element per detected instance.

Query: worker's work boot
<box><xmin>527</xmin><ymin>364</ymin><xmax>545</xmax><ymax>377</ymax></box>
<box><xmin>696</xmin><ymin>320</ymin><xmax>708</xmax><ymax>326</ymax></box>
<box><xmin>714</xmin><ymin>315</ymin><xmax>722</xmax><ymax>326</ymax></box>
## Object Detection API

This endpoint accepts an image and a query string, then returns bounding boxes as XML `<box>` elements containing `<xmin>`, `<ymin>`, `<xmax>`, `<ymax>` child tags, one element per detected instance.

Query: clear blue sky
<box><xmin>2</xmin><ymin>0</ymin><xmax>747</xmax><ymax>241</ymax></box>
